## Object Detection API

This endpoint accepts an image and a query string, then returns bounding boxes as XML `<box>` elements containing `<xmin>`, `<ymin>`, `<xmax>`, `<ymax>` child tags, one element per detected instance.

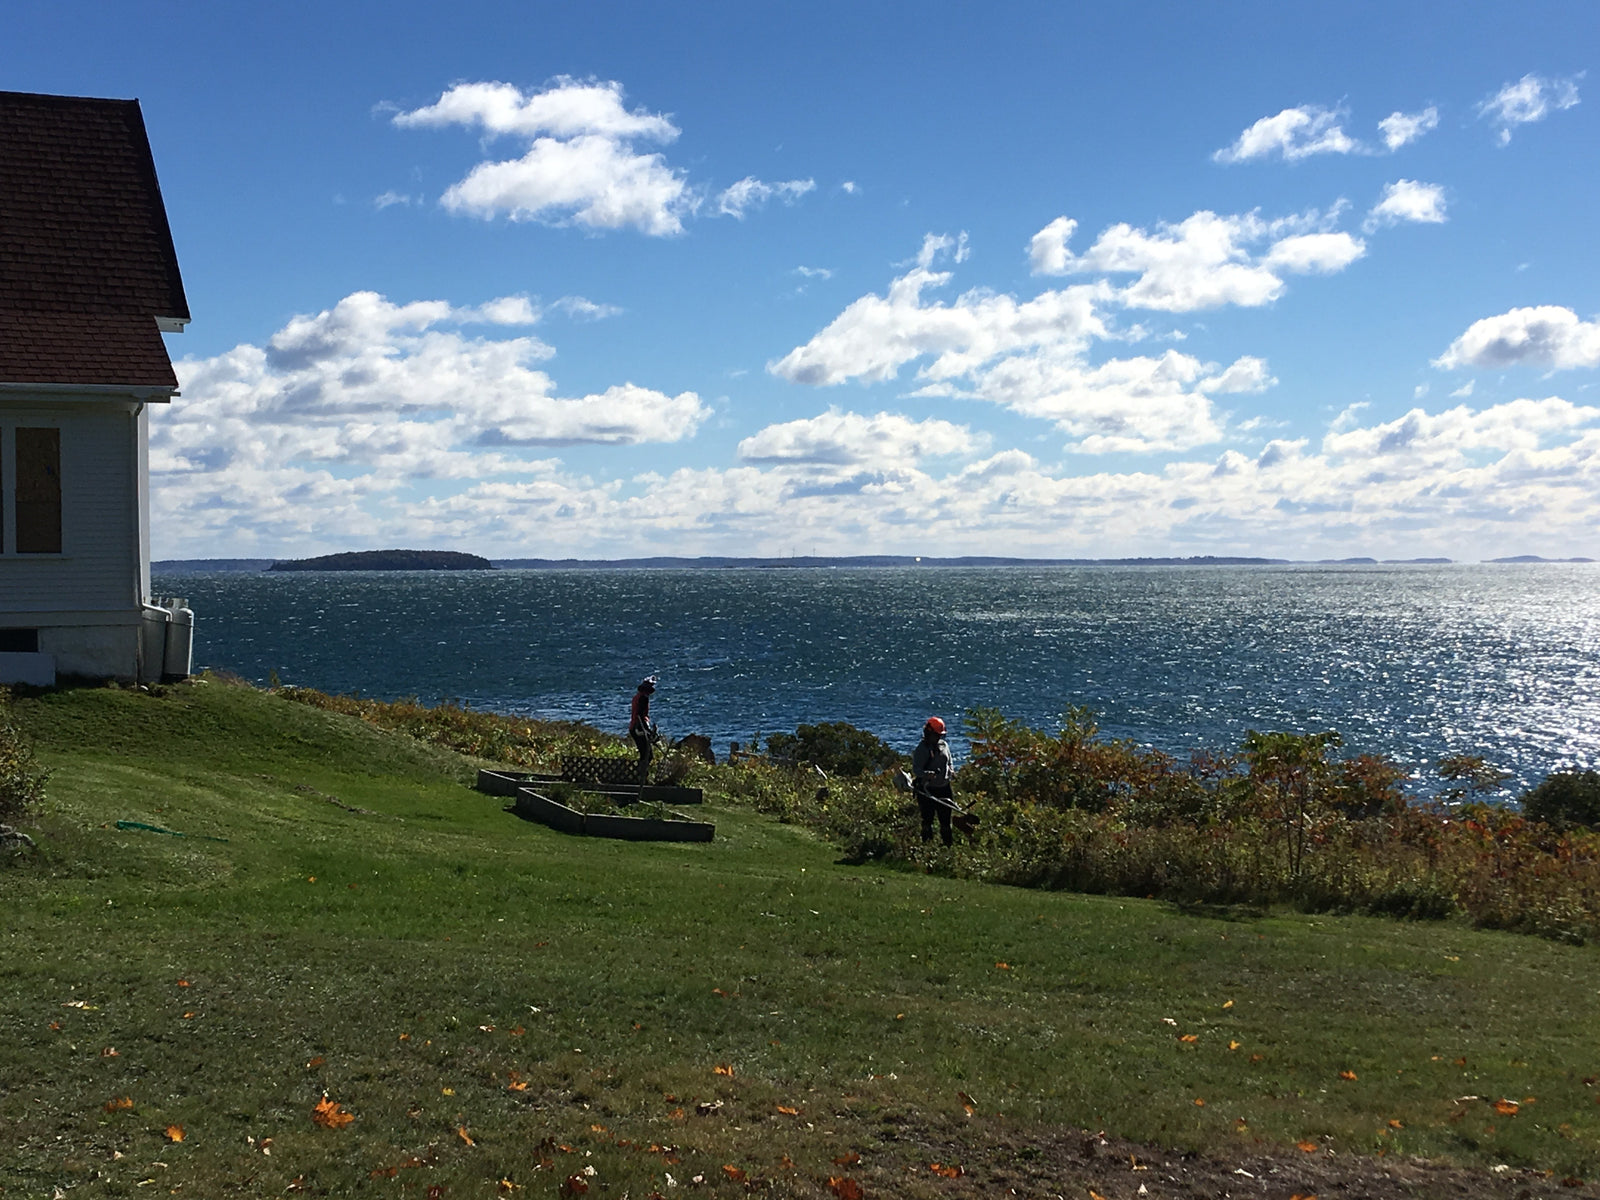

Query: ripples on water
<box><xmin>154</xmin><ymin>564</ymin><xmax>1600</xmax><ymax>793</ymax></box>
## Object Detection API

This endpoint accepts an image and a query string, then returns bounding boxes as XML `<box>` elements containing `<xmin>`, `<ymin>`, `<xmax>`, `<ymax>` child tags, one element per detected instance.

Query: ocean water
<box><xmin>152</xmin><ymin>564</ymin><xmax>1600</xmax><ymax>793</ymax></box>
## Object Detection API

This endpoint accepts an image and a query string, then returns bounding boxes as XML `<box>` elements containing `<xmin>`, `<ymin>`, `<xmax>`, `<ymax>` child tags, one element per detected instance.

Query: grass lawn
<box><xmin>3</xmin><ymin>678</ymin><xmax>1598</xmax><ymax>1198</ymax></box>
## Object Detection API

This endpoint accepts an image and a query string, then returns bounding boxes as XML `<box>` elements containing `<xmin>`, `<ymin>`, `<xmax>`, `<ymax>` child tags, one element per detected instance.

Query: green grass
<box><xmin>3</xmin><ymin>678</ymin><xmax>1599</xmax><ymax>1198</ymax></box>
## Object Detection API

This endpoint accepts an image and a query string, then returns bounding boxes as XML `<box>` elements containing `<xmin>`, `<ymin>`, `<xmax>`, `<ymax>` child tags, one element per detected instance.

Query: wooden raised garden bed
<box><xmin>475</xmin><ymin>768</ymin><xmax>703</xmax><ymax>806</ymax></box>
<box><xmin>476</xmin><ymin>769</ymin><xmax>713</xmax><ymax>843</ymax></box>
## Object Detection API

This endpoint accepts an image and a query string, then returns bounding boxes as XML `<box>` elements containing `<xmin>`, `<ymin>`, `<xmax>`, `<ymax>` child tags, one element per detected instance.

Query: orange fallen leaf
<box><xmin>1296</xmin><ymin>1140</ymin><xmax>1319</xmax><ymax>1153</ymax></box>
<box><xmin>777</xmin><ymin>1105</ymin><xmax>800</xmax><ymax>1115</ymax></box>
<box><xmin>371</xmin><ymin>1167</ymin><xmax>399</xmax><ymax>1179</ymax></box>
<box><xmin>1193</xmin><ymin>1097</ymin><xmax>1205</xmax><ymax>1106</ymax></box>
<box><xmin>398</xmin><ymin>1032</ymin><xmax>410</xmax><ymax>1041</ymax></box>
<box><xmin>457</xmin><ymin>1126</ymin><xmax>475</xmax><ymax>1146</ymax></box>
<box><xmin>995</xmin><ymin>962</ymin><xmax>1011</xmax><ymax>970</ymax></box>
<box><xmin>311</xmin><ymin>1095</ymin><xmax>354</xmax><ymax>1129</ymax></box>
<box><xmin>827</xmin><ymin>1177</ymin><xmax>863</xmax><ymax>1200</ymax></box>
<box><xmin>560</xmin><ymin>1175</ymin><xmax>589</xmax><ymax>1197</ymax></box>
<box><xmin>669</xmin><ymin>1107</ymin><xmax>685</xmax><ymax>1120</ymax></box>
<box><xmin>1222</xmin><ymin>999</ymin><xmax>1234</xmax><ymax>1009</ymax></box>
<box><xmin>957</xmin><ymin>1090</ymin><xmax>976</xmax><ymax>1115</ymax></box>
<box><xmin>833</xmin><ymin>1152</ymin><xmax>860</xmax><ymax>1165</ymax></box>
<box><xmin>100</xmin><ymin>1047</ymin><xmax>119</xmax><ymax>1057</ymax></box>
<box><xmin>722</xmin><ymin>1165</ymin><xmax>747</xmax><ymax>1182</ymax></box>
<box><xmin>104</xmin><ymin>1097</ymin><xmax>134</xmax><ymax>1112</ymax></box>
<box><xmin>508</xmin><ymin>1080</ymin><xmax>529</xmax><ymax>1092</ymax></box>
<box><xmin>1250</xmin><ymin>1054</ymin><xmax>1265</xmax><ymax>1063</ymax></box>
<box><xmin>1090</xmin><ymin>1191</ymin><xmax>1108</xmax><ymax>1200</ymax></box>
<box><xmin>177</xmin><ymin>979</ymin><xmax>191</xmax><ymax>988</ymax></box>
<box><xmin>712</xmin><ymin>988</ymin><xmax>728</xmax><ymax>997</ymax></box>
<box><xmin>1290</xmin><ymin>1194</ymin><xmax>1319</xmax><ymax>1200</ymax></box>
<box><xmin>1493</xmin><ymin>1099</ymin><xmax>1520</xmax><ymax>1116</ymax></box>
<box><xmin>164</xmin><ymin>1125</ymin><xmax>185</xmax><ymax>1142</ymax></box>
<box><xmin>307</xmin><ymin>1056</ymin><xmax>325</xmax><ymax>1069</ymax></box>
<box><xmin>590</xmin><ymin>1124</ymin><xmax>607</xmax><ymax>1134</ymax></box>
<box><xmin>779</xmin><ymin>1154</ymin><xmax>795</xmax><ymax>1169</ymax></box>
<box><xmin>49</xmin><ymin>1021</ymin><xmax>62</xmax><ymax>1031</ymax></box>
<box><xmin>929</xmin><ymin>1162</ymin><xmax>962</xmax><ymax>1178</ymax></box>
<box><xmin>182</xmin><ymin>1012</ymin><xmax>195</xmax><ymax>1019</ymax></box>
<box><xmin>1180</xmin><ymin>1034</ymin><xmax>1199</xmax><ymax>1043</ymax></box>
<box><xmin>1228</xmin><ymin>1040</ymin><xmax>1242</xmax><ymax>1051</ymax></box>
<box><xmin>1388</xmin><ymin>1118</ymin><xmax>1404</xmax><ymax>1128</ymax></box>
<box><xmin>510</xmin><ymin>1026</ymin><xmax>525</xmax><ymax>1036</ymax></box>
<box><xmin>1339</xmin><ymin>1070</ymin><xmax>1358</xmax><ymax>1081</ymax></box>
<box><xmin>498</xmin><ymin>1180</ymin><xmax>519</xmax><ymax>1194</ymax></box>
<box><xmin>713</xmin><ymin>1064</ymin><xmax>734</xmax><ymax>1077</ymax></box>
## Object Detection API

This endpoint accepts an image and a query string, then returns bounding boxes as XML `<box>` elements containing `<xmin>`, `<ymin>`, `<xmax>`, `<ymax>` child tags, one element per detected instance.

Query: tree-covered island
<box><xmin>268</xmin><ymin>549</ymin><xmax>495</xmax><ymax>571</ymax></box>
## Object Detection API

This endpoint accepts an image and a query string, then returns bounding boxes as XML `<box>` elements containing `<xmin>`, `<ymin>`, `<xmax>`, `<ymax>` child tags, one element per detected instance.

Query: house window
<box><xmin>15</xmin><ymin>427</ymin><xmax>62</xmax><ymax>554</ymax></box>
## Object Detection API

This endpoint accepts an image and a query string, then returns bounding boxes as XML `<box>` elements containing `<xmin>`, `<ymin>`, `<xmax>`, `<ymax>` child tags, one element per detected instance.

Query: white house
<box><xmin>0</xmin><ymin>90</ymin><xmax>192</xmax><ymax>686</ymax></box>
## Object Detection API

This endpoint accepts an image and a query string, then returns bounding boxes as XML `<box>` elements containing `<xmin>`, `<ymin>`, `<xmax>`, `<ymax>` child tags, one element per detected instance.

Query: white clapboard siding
<box><xmin>1</xmin><ymin>401</ymin><xmax>139</xmax><ymax>614</ymax></box>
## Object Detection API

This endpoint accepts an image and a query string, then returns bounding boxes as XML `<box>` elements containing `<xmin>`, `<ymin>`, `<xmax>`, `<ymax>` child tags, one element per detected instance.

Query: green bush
<box><xmin>0</xmin><ymin>705</ymin><xmax>50</xmax><ymax>825</ymax></box>
<box><xmin>1522</xmin><ymin>769</ymin><xmax>1600</xmax><ymax>830</ymax></box>
<box><xmin>763</xmin><ymin>720</ymin><xmax>902</xmax><ymax>776</ymax></box>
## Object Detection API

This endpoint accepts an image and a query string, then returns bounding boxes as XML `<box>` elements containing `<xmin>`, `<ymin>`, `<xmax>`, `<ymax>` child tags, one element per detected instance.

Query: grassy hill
<box><xmin>3</xmin><ymin>678</ymin><xmax>1598</xmax><ymax>1198</ymax></box>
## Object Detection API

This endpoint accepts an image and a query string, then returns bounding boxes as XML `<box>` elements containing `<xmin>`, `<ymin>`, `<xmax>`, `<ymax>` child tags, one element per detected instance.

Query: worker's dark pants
<box><xmin>918</xmin><ymin>785</ymin><xmax>954</xmax><ymax>846</ymax></box>
<box><xmin>633</xmin><ymin>732</ymin><xmax>654</xmax><ymax>785</ymax></box>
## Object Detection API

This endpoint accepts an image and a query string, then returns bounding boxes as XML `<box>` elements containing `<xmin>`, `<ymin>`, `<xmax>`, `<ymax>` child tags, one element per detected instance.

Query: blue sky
<box><xmin>8</xmin><ymin>1</ymin><xmax>1598</xmax><ymax>559</ymax></box>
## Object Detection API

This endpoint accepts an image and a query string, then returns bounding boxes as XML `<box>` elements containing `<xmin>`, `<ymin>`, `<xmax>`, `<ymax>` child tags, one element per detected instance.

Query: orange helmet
<box><xmin>924</xmin><ymin>716</ymin><xmax>946</xmax><ymax>735</ymax></box>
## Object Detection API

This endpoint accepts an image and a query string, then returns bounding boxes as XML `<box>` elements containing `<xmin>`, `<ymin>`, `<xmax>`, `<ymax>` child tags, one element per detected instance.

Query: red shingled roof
<box><xmin>0</xmin><ymin>90</ymin><xmax>189</xmax><ymax>390</ymax></box>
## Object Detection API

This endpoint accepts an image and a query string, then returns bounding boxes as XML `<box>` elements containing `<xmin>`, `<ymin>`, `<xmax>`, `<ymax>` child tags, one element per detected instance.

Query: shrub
<box><xmin>763</xmin><ymin>721</ymin><xmax>901</xmax><ymax>776</ymax></box>
<box><xmin>0</xmin><ymin>703</ymin><xmax>50</xmax><ymax>825</ymax></box>
<box><xmin>1521</xmin><ymin>770</ymin><xmax>1600</xmax><ymax>831</ymax></box>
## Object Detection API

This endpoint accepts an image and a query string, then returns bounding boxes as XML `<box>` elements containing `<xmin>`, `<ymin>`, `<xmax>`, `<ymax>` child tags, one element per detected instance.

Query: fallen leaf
<box><xmin>1228</xmin><ymin>1040</ymin><xmax>1241</xmax><ymax>1051</ymax></box>
<box><xmin>1296</xmin><ymin>1140</ymin><xmax>1318</xmax><ymax>1153</ymax></box>
<box><xmin>826</xmin><ymin>1177</ymin><xmax>863</xmax><ymax>1200</ymax></box>
<box><xmin>164</xmin><ymin>1125</ymin><xmax>184</xmax><ymax>1142</ymax></box>
<box><xmin>458</xmin><ymin>1125</ymin><xmax>475</xmax><ymax>1146</ymax></box>
<box><xmin>510</xmin><ymin>1026</ymin><xmax>525</xmax><ymax>1036</ymax></box>
<box><xmin>1222</xmin><ymin>999</ymin><xmax>1234</xmax><ymax>1009</ymax></box>
<box><xmin>928</xmin><ymin>1162</ymin><xmax>962</xmax><ymax>1178</ymax></box>
<box><xmin>49</xmin><ymin>1021</ymin><xmax>62</xmax><ymax>1031</ymax></box>
<box><xmin>833</xmin><ymin>1152</ymin><xmax>860</xmax><ymax>1166</ymax></box>
<box><xmin>508</xmin><ymin>1080</ymin><xmax>529</xmax><ymax>1092</ymax></box>
<box><xmin>1339</xmin><ymin>1070</ymin><xmax>1358</xmax><ymax>1081</ymax></box>
<box><xmin>669</xmin><ymin>1107</ymin><xmax>686</xmax><ymax>1120</ymax></box>
<box><xmin>1179</xmin><ymin>1034</ymin><xmax>1199</xmax><ymax>1043</ymax></box>
<box><xmin>722</xmin><ymin>1165</ymin><xmax>747</xmax><ymax>1182</ymax></box>
<box><xmin>498</xmin><ymin>1180</ymin><xmax>520</xmax><ymax>1193</ymax></box>
<box><xmin>442</xmin><ymin>1087</ymin><xmax>455</xmax><ymax>1096</ymax></box>
<box><xmin>1388</xmin><ymin>1119</ymin><xmax>1403</xmax><ymax>1129</ymax></box>
<box><xmin>560</xmin><ymin>1175</ymin><xmax>589</xmax><ymax>1197</ymax></box>
<box><xmin>713</xmin><ymin>988</ymin><xmax>728</xmax><ymax>997</ymax></box>
<box><xmin>182</xmin><ymin>1012</ymin><xmax>195</xmax><ymax>1019</ymax></box>
<box><xmin>1090</xmin><ymin>1191</ymin><xmax>1108</xmax><ymax>1200</ymax></box>
<box><xmin>177</xmin><ymin>979</ymin><xmax>190</xmax><ymax>988</ymax></box>
<box><xmin>1290</xmin><ymin>1194</ymin><xmax>1319</xmax><ymax>1200</ymax></box>
<box><xmin>1193</xmin><ymin>1098</ymin><xmax>1205</xmax><ymax>1107</ymax></box>
<box><xmin>779</xmin><ymin>1155</ymin><xmax>795</xmax><ymax>1169</ymax></box>
<box><xmin>104</xmin><ymin>1097</ymin><xmax>134</xmax><ymax>1112</ymax></box>
<box><xmin>590</xmin><ymin>1124</ymin><xmax>607</xmax><ymax>1134</ymax></box>
<box><xmin>713</xmin><ymin>1064</ymin><xmax>734</xmax><ymax>1077</ymax></box>
<box><xmin>311</xmin><ymin>1095</ymin><xmax>354</xmax><ymax>1129</ymax></box>
<box><xmin>1250</xmin><ymin>1054</ymin><xmax>1265</xmax><ymax>1063</ymax></box>
<box><xmin>995</xmin><ymin>962</ymin><xmax>1011</xmax><ymax>970</ymax></box>
<box><xmin>371</xmin><ymin>1167</ymin><xmax>399</xmax><ymax>1179</ymax></box>
<box><xmin>1493</xmin><ymin>1099</ymin><xmax>1520</xmax><ymax>1116</ymax></box>
<box><xmin>307</xmin><ymin>1056</ymin><xmax>325</xmax><ymax>1069</ymax></box>
<box><xmin>100</xmin><ymin>1047</ymin><xmax>120</xmax><ymax>1057</ymax></box>
<box><xmin>957</xmin><ymin>1090</ymin><xmax>976</xmax><ymax>1115</ymax></box>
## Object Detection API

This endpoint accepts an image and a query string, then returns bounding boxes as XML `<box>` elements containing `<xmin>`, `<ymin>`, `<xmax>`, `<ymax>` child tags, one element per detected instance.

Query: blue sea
<box><xmin>152</xmin><ymin>564</ymin><xmax>1600</xmax><ymax>794</ymax></box>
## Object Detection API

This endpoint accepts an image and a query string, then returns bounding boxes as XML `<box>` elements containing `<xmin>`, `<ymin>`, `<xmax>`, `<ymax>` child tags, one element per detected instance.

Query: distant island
<box><xmin>268</xmin><ymin>549</ymin><xmax>496</xmax><ymax>572</ymax></box>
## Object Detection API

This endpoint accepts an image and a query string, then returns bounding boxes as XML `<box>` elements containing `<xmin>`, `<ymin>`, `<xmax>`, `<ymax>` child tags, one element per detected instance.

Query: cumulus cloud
<box><xmin>1031</xmin><ymin>208</ymin><xmax>1364</xmax><ymax>311</ymax></box>
<box><xmin>769</xmin><ymin>238</ymin><xmax>1109</xmax><ymax>387</ymax></box>
<box><xmin>1323</xmin><ymin>396</ymin><xmax>1600</xmax><ymax>460</ymax></box>
<box><xmin>1378</xmin><ymin>106</ymin><xmax>1439</xmax><ymax>150</ymax></box>
<box><xmin>1435</xmin><ymin>305</ymin><xmax>1600</xmax><ymax>370</ymax></box>
<box><xmin>716</xmin><ymin>176</ymin><xmax>816</xmax><ymax>217</ymax></box>
<box><xmin>1478</xmin><ymin>72</ymin><xmax>1582</xmax><ymax>145</ymax></box>
<box><xmin>393</xmin><ymin>77</ymin><xmax>815</xmax><ymax>236</ymax></box>
<box><xmin>737</xmin><ymin>409</ymin><xmax>977</xmax><ymax>466</ymax></box>
<box><xmin>1213</xmin><ymin>105</ymin><xmax>1359</xmax><ymax>163</ymax></box>
<box><xmin>151</xmin><ymin>290</ymin><xmax>708</xmax><ymax>553</ymax></box>
<box><xmin>1364</xmin><ymin>180</ymin><xmax>1447</xmax><ymax>231</ymax></box>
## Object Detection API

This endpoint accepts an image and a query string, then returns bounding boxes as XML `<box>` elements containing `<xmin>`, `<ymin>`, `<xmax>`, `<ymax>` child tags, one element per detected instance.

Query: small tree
<box><xmin>0</xmin><ymin>707</ymin><xmax>50</xmax><ymax>826</ymax></box>
<box><xmin>1437</xmin><ymin>754</ymin><xmax>1511</xmax><ymax>806</ymax></box>
<box><xmin>763</xmin><ymin>721</ymin><xmax>901</xmax><ymax>777</ymax></box>
<box><xmin>1236</xmin><ymin>730</ymin><xmax>1342</xmax><ymax>879</ymax></box>
<box><xmin>1521</xmin><ymin>770</ymin><xmax>1600</xmax><ymax>831</ymax></box>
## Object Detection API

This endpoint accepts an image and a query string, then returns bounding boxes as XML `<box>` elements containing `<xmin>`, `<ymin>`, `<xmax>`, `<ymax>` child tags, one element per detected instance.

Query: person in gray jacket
<box><xmin>911</xmin><ymin>716</ymin><xmax>955</xmax><ymax>846</ymax></box>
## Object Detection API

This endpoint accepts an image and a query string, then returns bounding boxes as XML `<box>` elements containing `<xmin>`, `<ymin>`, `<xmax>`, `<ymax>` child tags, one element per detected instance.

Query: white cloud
<box><xmin>1031</xmin><ymin>209</ymin><xmax>1364</xmax><ymax>311</ymax></box>
<box><xmin>737</xmin><ymin>409</ymin><xmax>978</xmax><ymax>465</ymax></box>
<box><xmin>1478</xmin><ymin>72</ymin><xmax>1582</xmax><ymax>145</ymax></box>
<box><xmin>716</xmin><ymin>176</ymin><xmax>816</xmax><ymax>218</ymax></box>
<box><xmin>1451</xmin><ymin>380</ymin><xmax>1476</xmax><ymax>398</ymax></box>
<box><xmin>1213</xmin><ymin>105</ymin><xmax>1359</xmax><ymax>164</ymax></box>
<box><xmin>394</xmin><ymin>78</ymin><xmax>817</xmax><ymax>236</ymax></box>
<box><xmin>548</xmin><ymin>295</ymin><xmax>623</xmax><ymax>320</ymax></box>
<box><xmin>1436</xmin><ymin>306</ymin><xmax>1600</xmax><ymax>370</ymax></box>
<box><xmin>393</xmin><ymin>78</ymin><xmax>678</xmax><ymax>142</ymax></box>
<box><xmin>1364</xmin><ymin>179</ymin><xmax>1447</xmax><ymax>231</ymax></box>
<box><xmin>1323</xmin><ymin>396</ymin><xmax>1600</xmax><ymax>460</ymax></box>
<box><xmin>155</xmin><ymin>290</ymin><xmax>706</xmax><ymax>545</ymax></box>
<box><xmin>1377</xmin><ymin>107</ymin><xmax>1439</xmax><ymax>151</ymax></box>
<box><xmin>794</xmin><ymin>266</ymin><xmax>833</xmax><ymax>280</ymax></box>
<box><xmin>769</xmin><ymin>246</ymin><xmax>1109</xmax><ymax>387</ymax></box>
<box><xmin>373</xmin><ymin>190</ymin><xmax>416</xmax><ymax>210</ymax></box>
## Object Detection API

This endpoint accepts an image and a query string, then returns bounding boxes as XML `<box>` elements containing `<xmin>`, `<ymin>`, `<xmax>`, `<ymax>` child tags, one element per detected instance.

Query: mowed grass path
<box><xmin>3</xmin><ymin>680</ymin><xmax>1598</xmax><ymax>1197</ymax></box>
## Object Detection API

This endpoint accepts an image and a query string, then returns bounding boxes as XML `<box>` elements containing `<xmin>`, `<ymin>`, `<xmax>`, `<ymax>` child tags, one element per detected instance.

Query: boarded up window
<box><xmin>16</xmin><ymin>427</ymin><xmax>62</xmax><ymax>554</ymax></box>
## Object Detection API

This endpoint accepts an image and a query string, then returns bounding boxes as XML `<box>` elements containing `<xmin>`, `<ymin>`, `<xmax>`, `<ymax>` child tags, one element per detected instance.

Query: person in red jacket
<box><xmin>629</xmin><ymin>676</ymin><xmax>659</xmax><ymax>785</ymax></box>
